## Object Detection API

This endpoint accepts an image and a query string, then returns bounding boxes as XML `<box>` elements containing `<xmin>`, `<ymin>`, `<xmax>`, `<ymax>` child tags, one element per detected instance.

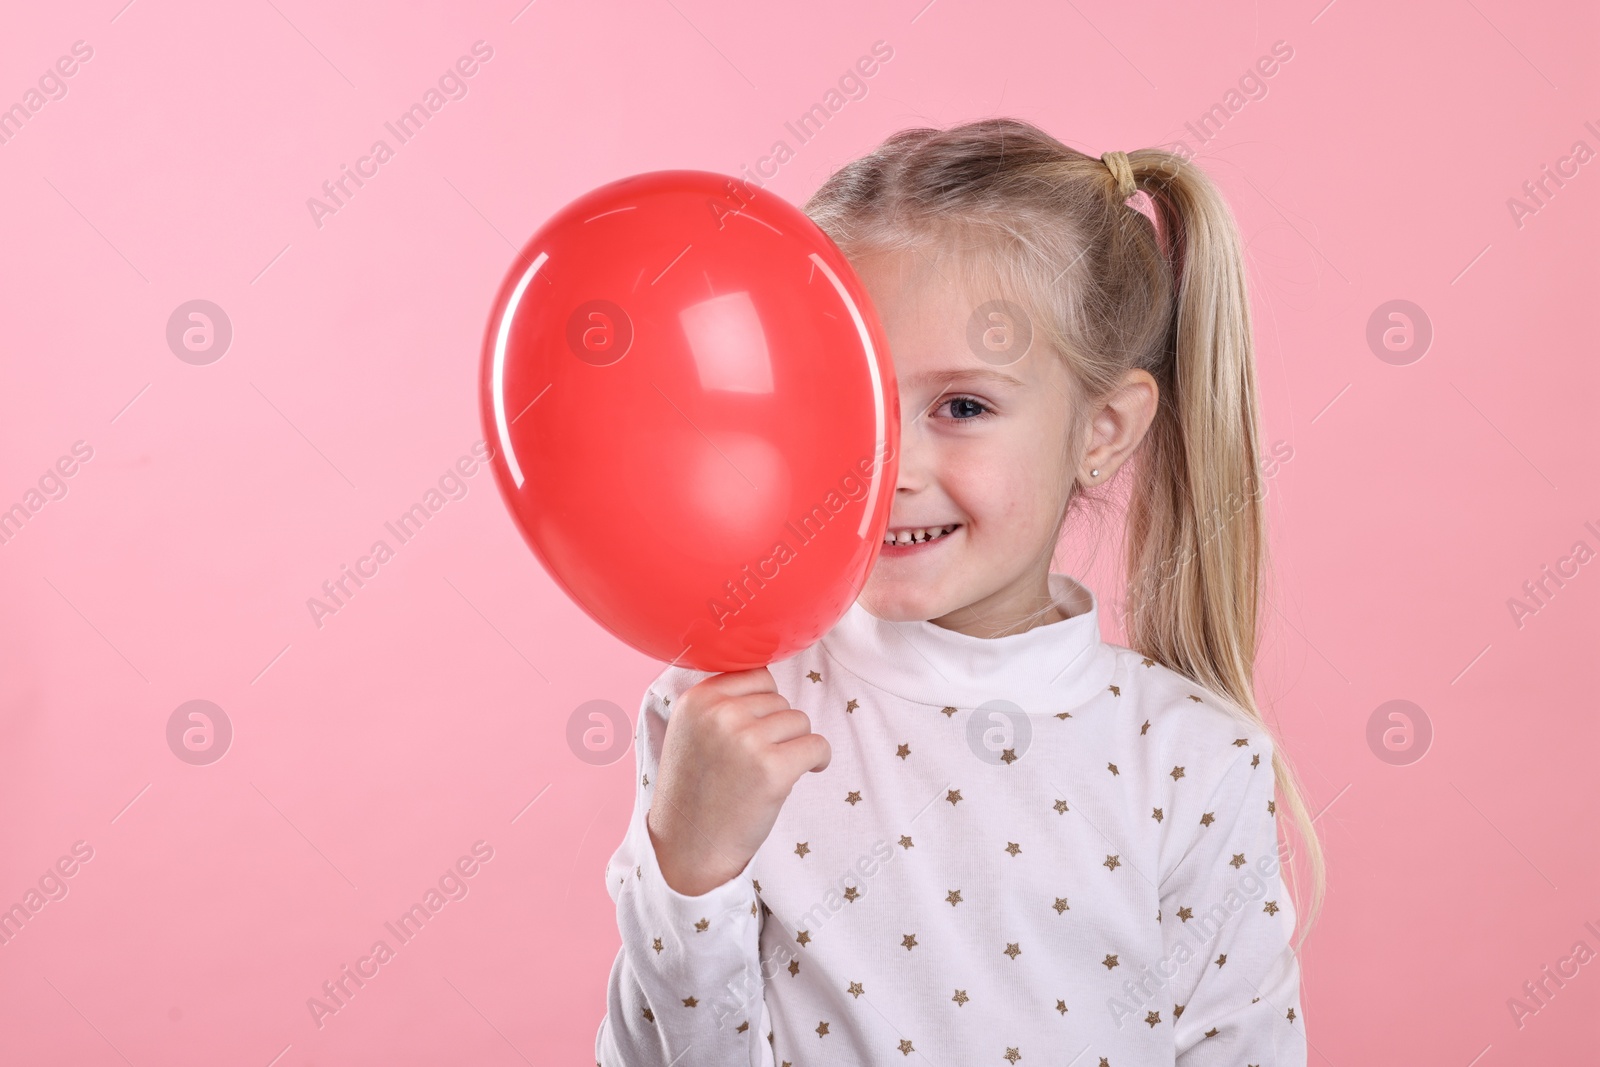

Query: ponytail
<box><xmin>1123</xmin><ymin>150</ymin><xmax>1325</xmax><ymax>947</ymax></box>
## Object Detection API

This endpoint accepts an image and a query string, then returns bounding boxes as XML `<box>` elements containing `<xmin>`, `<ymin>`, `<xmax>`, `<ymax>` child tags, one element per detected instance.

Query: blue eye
<box><xmin>938</xmin><ymin>395</ymin><xmax>994</xmax><ymax>422</ymax></box>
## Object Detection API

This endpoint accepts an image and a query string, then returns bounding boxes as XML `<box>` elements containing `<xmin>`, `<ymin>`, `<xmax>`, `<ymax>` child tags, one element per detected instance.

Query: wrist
<box><xmin>647</xmin><ymin>810</ymin><xmax>742</xmax><ymax>897</ymax></box>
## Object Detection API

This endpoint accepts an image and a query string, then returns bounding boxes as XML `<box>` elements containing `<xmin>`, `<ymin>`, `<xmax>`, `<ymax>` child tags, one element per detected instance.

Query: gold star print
<box><xmin>1176</xmin><ymin>906</ymin><xmax>1193</xmax><ymax>922</ymax></box>
<box><xmin>1264</xmin><ymin>900</ymin><xmax>1280</xmax><ymax>916</ymax></box>
<box><xmin>898</xmin><ymin>1039</ymin><xmax>915</xmax><ymax>1056</ymax></box>
<box><xmin>642</xmin><ymin>1006</ymin><xmax>654</xmax><ymax>1022</ymax></box>
<box><xmin>1103</xmin><ymin>854</ymin><xmax>1121</xmax><ymax>872</ymax></box>
<box><xmin>1152</xmin><ymin>807</ymin><xmax>1164</xmax><ymax>823</ymax></box>
<box><xmin>1005</xmin><ymin>842</ymin><xmax>1022</xmax><ymax>857</ymax></box>
<box><xmin>1233</xmin><ymin>737</ymin><xmax>1250</xmax><ymax>746</ymax></box>
<box><xmin>737</xmin><ymin>1020</ymin><xmax>749</xmax><ymax>1032</ymax></box>
<box><xmin>845</xmin><ymin>698</ymin><xmax>859</xmax><ymax>713</ymax></box>
<box><xmin>1144</xmin><ymin>1010</ymin><xmax>1161</xmax><ymax>1027</ymax></box>
<box><xmin>636</xmin><ymin>865</ymin><xmax>642</xmax><ymax>878</ymax></box>
<box><xmin>1107</xmin><ymin>762</ymin><xmax>1120</xmax><ymax>776</ymax></box>
<box><xmin>901</xmin><ymin>934</ymin><xmax>918</xmax><ymax>951</ymax></box>
<box><xmin>1053</xmin><ymin>710</ymin><xmax>1073</xmax><ymax>720</ymax></box>
<box><xmin>896</xmin><ymin>742</ymin><xmax>911</xmax><ymax>759</ymax></box>
<box><xmin>1287</xmin><ymin>1007</ymin><xmax>1297</xmax><ymax>1023</ymax></box>
<box><xmin>946</xmin><ymin>789</ymin><xmax>963</xmax><ymax>805</ymax></box>
<box><xmin>846</xmin><ymin>980</ymin><xmax>864</xmax><ymax>998</ymax></box>
<box><xmin>947</xmin><ymin>889</ymin><xmax>963</xmax><ymax>906</ymax></box>
<box><xmin>1268</xmin><ymin>799</ymin><xmax>1276</xmax><ymax>815</ymax></box>
<box><xmin>807</xmin><ymin>670</ymin><xmax>822</xmax><ymax>683</ymax></box>
<box><xmin>1187</xmin><ymin>694</ymin><xmax>1202</xmax><ymax>703</ymax></box>
<box><xmin>844</xmin><ymin>886</ymin><xmax>860</xmax><ymax>903</ymax></box>
<box><xmin>796</xmin><ymin>930</ymin><xmax>811</xmax><ymax>946</ymax></box>
<box><xmin>1052</xmin><ymin>897</ymin><xmax>1069</xmax><ymax>914</ymax></box>
<box><xmin>1141</xmin><ymin>656</ymin><xmax>1155</xmax><ymax>667</ymax></box>
<box><xmin>652</xmin><ymin>937</ymin><xmax>663</xmax><ymax>953</ymax></box>
<box><xmin>795</xmin><ymin>842</ymin><xmax>811</xmax><ymax>859</ymax></box>
<box><xmin>1156</xmin><ymin>909</ymin><xmax>1162</xmax><ymax>923</ymax></box>
<box><xmin>816</xmin><ymin>1021</ymin><xmax>830</xmax><ymax>1037</ymax></box>
<box><xmin>1055</xmin><ymin>1000</ymin><xmax>1068</xmax><ymax>1015</ymax></box>
<box><xmin>751</xmin><ymin>901</ymin><xmax>758</xmax><ymax>916</ymax></box>
<box><xmin>1102</xmin><ymin>953</ymin><xmax>1119</xmax><ymax>970</ymax></box>
<box><xmin>941</xmin><ymin>706</ymin><xmax>958</xmax><ymax>717</ymax></box>
<box><xmin>788</xmin><ymin>958</ymin><xmax>800</xmax><ymax>976</ymax></box>
<box><xmin>1108</xmin><ymin>684</ymin><xmax>1121</xmax><ymax>697</ymax></box>
<box><xmin>1230</xmin><ymin>853</ymin><xmax>1246</xmax><ymax>868</ymax></box>
<box><xmin>682</xmin><ymin>996</ymin><xmax>698</xmax><ymax>1007</ymax></box>
<box><xmin>1174</xmin><ymin>1004</ymin><xmax>1185</xmax><ymax>1018</ymax></box>
<box><xmin>1053</xmin><ymin>799</ymin><xmax>1069</xmax><ymax>814</ymax></box>
<box><xmin>952</xmin><ymin>989</ymin><xmax>969</xmax><ymax>1006</ymax></box>
<box><xmin>642</xmin><ymin>773</ymin><xmax>649</xmax><ymax>787</ymax></box>
<box><xmin>845</xmin><ymin>790</ymin><xmax>862</xmax><ymax>805</ymax></box>
<box><xmin>753</xmin><ymin>879</ymin><xmax>762</xmax><ymax>892</ymax></box>
<box><xmin>1140</xmin><ymin>719</ymin><xmax>1150</xmax><ymax>735</ymax></box>
<box><xmin>1003</xmin><ymin>942</ymin><xmax>1021</xmax><ymax>959</ymax></box>
<box><xmin>1204</xmin><ymin>1027</ymin><xmax>1219</xmax><ymax>1037</ymax></box>
<box><xmin>1251</xmin><ymin>753</ymin><xmax>1261</xmax><ymax>767</ymax></box>
<box><xmin>694</xmin><ymin>917</ymin><xmax>709</xmax><ymax>932</ymax></box>
<box><xmin>1099</xmin><ymin>1060</ymin><xmax>1110</xmax><ymax>1067</ymax></box>
<box><xmin>1200</xmin><ymin>812</ymin><xmax>1215</xmax><ymax>827</ymax></box>
<box><xmin>1000</xmin><ymin>748</ymin><xmax>1018</xmax><ymax>764</ymax></box>
<box><xmin>1170</xmin><ymin>765</ymin><xmax>1186</xmax><ymax>780</ymax></box>
<box><xmin>1214</xmin><ymin>953</ymin><xmax>1227</xmax><ymax>967</ymax></box>
<box><xmin>899</xmin><ymin>835</ymin><xmax>914</xmax><ymax>849</ymax></box>
<box><xmin>1004</xmin><ymin>1049</ymin><xmax>1021</xmax><ymax>1064</ymax></box>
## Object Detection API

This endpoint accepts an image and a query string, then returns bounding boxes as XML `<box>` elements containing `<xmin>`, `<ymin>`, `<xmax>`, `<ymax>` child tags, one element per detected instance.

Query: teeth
<box><xmin>883</xmin><ymin>524</ymin><xmax>958</xmax><ymax>546</ymax></box>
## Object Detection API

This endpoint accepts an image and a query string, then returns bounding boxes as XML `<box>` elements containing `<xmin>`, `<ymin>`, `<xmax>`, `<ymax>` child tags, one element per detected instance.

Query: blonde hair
<box><xmin>803</xmin><ymin>117</ymin><xmax>1325</xmax><ymax>948</ymax></box>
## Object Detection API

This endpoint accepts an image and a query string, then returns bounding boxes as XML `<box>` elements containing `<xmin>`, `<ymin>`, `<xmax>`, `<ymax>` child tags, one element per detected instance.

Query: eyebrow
<box><xmin>904</xmin><ymin>367</ymin><xmax>1026</xmax><ymax>389</ymax></box>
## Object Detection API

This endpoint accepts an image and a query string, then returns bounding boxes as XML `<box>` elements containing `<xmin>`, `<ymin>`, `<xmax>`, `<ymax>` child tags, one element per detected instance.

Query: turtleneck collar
<box><xmin>818</xmin><ymin>572</ymin><xmax>1119</xmax><ymax>713</ymax></box>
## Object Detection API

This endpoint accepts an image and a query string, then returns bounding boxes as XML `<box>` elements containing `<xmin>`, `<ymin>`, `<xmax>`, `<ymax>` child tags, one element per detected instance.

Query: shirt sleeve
<box><xmin>594</xmin><ymin>673</ymin><xmax>777</xmax><ymax>1067</ymax></box>
<box><xmin>1159</xmin><ymin>733</ymin><xmax>1306</xmax><ymax>1065</ymax></box>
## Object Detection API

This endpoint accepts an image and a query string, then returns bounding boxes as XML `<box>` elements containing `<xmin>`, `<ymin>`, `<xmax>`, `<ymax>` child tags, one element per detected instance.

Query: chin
<box><xmin>858</xmin><ymin>578</ymin><xmax>944</xmax><ymax>623</ymax></box>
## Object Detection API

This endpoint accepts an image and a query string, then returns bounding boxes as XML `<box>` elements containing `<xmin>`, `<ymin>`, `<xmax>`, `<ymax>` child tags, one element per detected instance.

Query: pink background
<box><xmin>1</xmin><ymin>0</ymin><xmax>1596</xmax><ymax>1063</ymax></box>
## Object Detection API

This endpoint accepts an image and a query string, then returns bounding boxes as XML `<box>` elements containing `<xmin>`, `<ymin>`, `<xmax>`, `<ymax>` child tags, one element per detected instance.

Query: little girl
<box><xmin>597</xmin><ymin>118</ymin><xmax>1323</xmax><ymax>1066</ymax></box>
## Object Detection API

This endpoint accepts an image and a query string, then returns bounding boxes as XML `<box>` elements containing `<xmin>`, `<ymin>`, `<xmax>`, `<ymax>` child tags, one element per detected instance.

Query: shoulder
<box><xmin>1108</xmin><ymin>644</ymin><xmax>1275</xmax><ymax>775</ymax></box>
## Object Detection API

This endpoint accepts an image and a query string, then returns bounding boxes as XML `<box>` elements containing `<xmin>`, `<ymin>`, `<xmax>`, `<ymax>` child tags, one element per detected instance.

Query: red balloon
<box><xmin>479</xmin><ymin>171</ymin><xmax>899</xmax><ymax>671</ymax></box>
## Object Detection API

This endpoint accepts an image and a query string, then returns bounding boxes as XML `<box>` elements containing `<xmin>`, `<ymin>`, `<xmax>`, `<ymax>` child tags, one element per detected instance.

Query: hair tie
<box><xmin>1100</xmin><ymin>151</ymin><xmax>1136</xmax><ymax>200</ymax></box>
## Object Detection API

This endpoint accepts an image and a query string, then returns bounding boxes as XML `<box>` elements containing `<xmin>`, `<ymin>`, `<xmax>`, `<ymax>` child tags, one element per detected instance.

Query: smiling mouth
<box><xmin>882</xmin><ymin>523</ymin><xmax>961</xmax><ymax>547</ymax></box>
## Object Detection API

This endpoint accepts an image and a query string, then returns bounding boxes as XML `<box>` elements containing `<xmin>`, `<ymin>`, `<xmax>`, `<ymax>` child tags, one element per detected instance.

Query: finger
<box><xmin>702</xmin><ymin>666</ymin><xmax>779</xmax><ymax>698</ymax></box>
<box><xmin>732</xmin><ymin>692</ymin><xmax>794</xmax><ymax>721</ymax></box>
<box><xmin>749</xmin><ymin>707</ymin><xmax>813</xmax><ymax>745</ymax></box>
<box><xmin>774</xmin><ymin>731</ymin><xmax>831</xmax><ymax>777</ymax></box>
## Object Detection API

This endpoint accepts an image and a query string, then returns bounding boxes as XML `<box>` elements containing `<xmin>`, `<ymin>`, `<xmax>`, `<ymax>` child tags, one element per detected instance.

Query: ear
<box><xmin>1080</xmin><ymin>369</ymin><xmax>1159</xmax><ymax>481</ymax></box>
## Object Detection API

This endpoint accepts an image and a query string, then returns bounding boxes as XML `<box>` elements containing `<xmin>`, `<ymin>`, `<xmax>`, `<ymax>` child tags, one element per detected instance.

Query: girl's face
<box><xmin>851</xmin><ymin>247</ymin><xmax>1081</xmax><ymax>637</ymax></box>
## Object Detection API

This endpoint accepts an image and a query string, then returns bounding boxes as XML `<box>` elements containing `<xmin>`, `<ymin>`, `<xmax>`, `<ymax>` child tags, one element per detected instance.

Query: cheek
<box><xmin>943</xmin><ymin>454</ymin><xmax>1032</xmax><ymax>525</ymax></box>
<box><xmin>966</xmin><ymin>444</ymin><xmax>1068</xmax><ymax>532</ymax></box>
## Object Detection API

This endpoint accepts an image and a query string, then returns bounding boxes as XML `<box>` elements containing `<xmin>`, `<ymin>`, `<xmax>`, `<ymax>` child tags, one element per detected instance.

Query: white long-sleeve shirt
<box><xmin>597</xmin><ymin>572</ymin><xmax>1306</xmax><ymax>1066</ymax></box>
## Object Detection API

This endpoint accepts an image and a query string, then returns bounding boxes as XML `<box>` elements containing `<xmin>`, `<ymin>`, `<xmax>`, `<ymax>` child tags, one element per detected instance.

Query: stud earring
<box><xmin>1090</xmin><ymin>468</ymin><xmax>1100</xmax><ymax>479</ymax></box>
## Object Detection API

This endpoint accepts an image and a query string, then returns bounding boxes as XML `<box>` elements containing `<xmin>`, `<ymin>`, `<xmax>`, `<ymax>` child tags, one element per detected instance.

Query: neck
<box><xmin>926</xmin><ymin>568</ymin><xmax>1077</xmax><ymax>639</ymax></box>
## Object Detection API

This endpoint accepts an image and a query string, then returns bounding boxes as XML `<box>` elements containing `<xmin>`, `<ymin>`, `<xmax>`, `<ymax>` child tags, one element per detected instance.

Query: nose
<box><xmin>894</xmin><ymin>393</ymin><xmax>932</xmax><ymax>495</ymax></box>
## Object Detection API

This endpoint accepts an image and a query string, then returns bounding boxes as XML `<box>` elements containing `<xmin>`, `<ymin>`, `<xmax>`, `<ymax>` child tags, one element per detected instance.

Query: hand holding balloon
<box><xmin>646</xmin><ymin>668</ymin><xmax>830</xmax><ymax>896</ymax></box>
